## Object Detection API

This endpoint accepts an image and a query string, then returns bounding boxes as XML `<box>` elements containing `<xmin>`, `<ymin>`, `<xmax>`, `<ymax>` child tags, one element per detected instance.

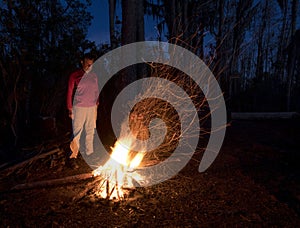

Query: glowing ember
<box><xmin>92</xmin><ymin>137</ymin><xmax>144</xmax><ymax>200</ymax></box>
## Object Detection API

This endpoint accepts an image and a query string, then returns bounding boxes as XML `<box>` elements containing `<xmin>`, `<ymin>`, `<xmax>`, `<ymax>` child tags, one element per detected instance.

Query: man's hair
<box><xmin>82</xmin><ymin>52</ymin><xmax>96</xmax><ymax>61</ymax></box>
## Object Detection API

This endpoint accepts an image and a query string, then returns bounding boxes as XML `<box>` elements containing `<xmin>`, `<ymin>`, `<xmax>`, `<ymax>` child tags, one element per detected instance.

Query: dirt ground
<box><xmin>0</xmin><ymin>119</ymin><xmax>300</xmax><ymax>227</ymax></box>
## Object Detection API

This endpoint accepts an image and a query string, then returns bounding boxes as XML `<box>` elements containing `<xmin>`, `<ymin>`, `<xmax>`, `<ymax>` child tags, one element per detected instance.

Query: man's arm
<box><xmin>67</xmin><ymin>73</ymin><xmax>75</xmax><ymax>118</ymax></box>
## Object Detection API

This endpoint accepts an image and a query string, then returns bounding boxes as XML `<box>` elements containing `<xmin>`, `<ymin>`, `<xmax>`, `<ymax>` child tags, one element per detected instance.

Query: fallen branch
<box><xmin>10</xmin><ymin>173</ymin><xmax>94</xmax><ymax>191</ymax></box>
<box><xmin>2</xmin><ymin>148</ymin><xmax>61</xmax><ymax>174</ymax></box>
<box><xmin>73</xmin><ymin>177</ymin><xmax>104</xmax><ymax>201</ymax></box>
<box><xmin>0</xmin><ymin>162</ymin><xmax>10</xmax><ymax>170</ymax></box>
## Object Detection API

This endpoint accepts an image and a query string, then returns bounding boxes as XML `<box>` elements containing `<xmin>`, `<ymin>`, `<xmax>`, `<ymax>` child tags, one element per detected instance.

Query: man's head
<box><xmin>81</xmin><ymin>53</ymin><xmax>95</xmax><ymax>73</ymax></box>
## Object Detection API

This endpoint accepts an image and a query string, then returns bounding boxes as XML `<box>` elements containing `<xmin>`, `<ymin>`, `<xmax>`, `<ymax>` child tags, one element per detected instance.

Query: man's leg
<box><xmin>84</xmin><ymin>106</ymin><xmax>97</xmax><ymax>156</ymax></box>
<box><xmin>70</xmin><ymin>106</ymin><xmax>85</xmax><ymax>158</ymax></box>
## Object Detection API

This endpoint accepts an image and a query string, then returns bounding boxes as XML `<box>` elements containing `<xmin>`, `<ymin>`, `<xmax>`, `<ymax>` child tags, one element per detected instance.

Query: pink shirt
<box><xmin>67</xmin><ymin>69</ymin><xmax>99</xmax><ymax>110</ymax></box>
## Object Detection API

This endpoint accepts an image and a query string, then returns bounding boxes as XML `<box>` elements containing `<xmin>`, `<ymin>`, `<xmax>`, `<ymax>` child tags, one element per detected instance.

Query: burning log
<box><xmin>70</xmin><ymin>171</ymin><xmax>138</xmax><ymax>202</ymax></box>
<box><xmin>89</xmin><ymin>137</ymin><xmax>145</xmax><ymax>201</ymax></box>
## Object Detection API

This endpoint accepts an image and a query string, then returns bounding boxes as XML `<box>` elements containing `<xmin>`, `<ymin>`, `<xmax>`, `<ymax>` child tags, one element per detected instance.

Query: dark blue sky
<box><xmin>86</xmin><ymin>0</ymin><xmax>161</xmax><ymax>45</ymax></box>
<box><xmin>86</xmin><ymin>1</ymin><xmax>110</xmax><ymax>44</ymax></box>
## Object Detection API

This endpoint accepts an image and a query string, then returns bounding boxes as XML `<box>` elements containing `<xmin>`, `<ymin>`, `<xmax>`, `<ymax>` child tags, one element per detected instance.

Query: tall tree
<box><xmin>275</xmin><ymin>0</ymin><xmax>289</xmax><ymax>82</ymax></box>
<box><xmin>121</xmin><ymin>0</ymin><xmax>145</xmax><ymax>84</ymax></box>
<box><xmin>108</xmin><ymin>0</ymin><xmax>117</xmax><ymax>49</ymax></box>
<box><xmin>145</xmin><ymin>0</ymin><xmax>212</xmax><ymax>56</ymax></box>
<box><xmin>121</xmin><ymin>0</ymin><xmax>145</xmax><ymax>45</ymax></box>
<box><xmin>286</xmin><ymin>0</ymin><xmax>299</xmax><ymax>111</ymax></box>
<box><xmin>229</xmin><ymin>0</ymin><xmax>255</xmax><ymax>99</ymax></box>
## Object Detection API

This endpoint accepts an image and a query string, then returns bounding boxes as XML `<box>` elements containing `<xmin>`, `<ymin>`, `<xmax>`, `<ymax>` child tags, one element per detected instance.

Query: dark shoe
<box><xmin>69</xmin><ymin>159</ymin><xmax>80</xmax><ymax>169</ymax></box>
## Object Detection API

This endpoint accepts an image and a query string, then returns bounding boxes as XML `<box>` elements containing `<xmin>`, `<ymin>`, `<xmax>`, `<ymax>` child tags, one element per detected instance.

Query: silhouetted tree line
<box><xmin>115</xmin><ymin>0</ymin><xmax>299</xmax><ymax>113</ymax></box>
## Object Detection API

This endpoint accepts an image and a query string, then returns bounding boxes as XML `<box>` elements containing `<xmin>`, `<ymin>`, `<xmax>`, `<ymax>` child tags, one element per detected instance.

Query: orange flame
<box><xmin>92</xmin><ymin>137</ymin><xmax>144</xmax><ymax>200</ymax></box>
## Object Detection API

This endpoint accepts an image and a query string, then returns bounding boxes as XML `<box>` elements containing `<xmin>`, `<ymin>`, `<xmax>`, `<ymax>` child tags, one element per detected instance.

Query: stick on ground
<box><xmin>10</xmin><ymin>173</ymin><xmax>94</xmax><ymax>191</ymax></box>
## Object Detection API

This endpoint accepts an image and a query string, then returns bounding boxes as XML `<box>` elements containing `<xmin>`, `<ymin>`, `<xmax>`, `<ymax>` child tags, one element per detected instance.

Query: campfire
<box><xmin>92</xmin><ymin>136</ymin><xmax>145</xmax><ymax>200</ymax></box>
<box><xmin>88</xmin><ymin>62</ymin><xmax>209</xmax><ymax>201</ymax></box>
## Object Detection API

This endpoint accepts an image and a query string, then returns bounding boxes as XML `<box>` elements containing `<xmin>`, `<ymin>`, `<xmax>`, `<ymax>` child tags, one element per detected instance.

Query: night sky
<box><xmin>86</xmin><ymin>1</ymin><xmax>110</xmax><ymax>44</ymax></box>
<box><xmin>86</xmin><ymin>0</ymin><xmax>161</xmax><ymax>45</ymax></box>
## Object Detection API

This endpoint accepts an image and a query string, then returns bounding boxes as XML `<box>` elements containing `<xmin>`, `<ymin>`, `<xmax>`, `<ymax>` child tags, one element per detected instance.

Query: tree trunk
<box><xmin>286</xmin><ymin>0</ymin><xmax>299</xmax><ymax>111</ymax></box>
<box><xmin>136</xmin><ymin>0</ymin><xmax>145</xmax><ymax>42</ymax></box>
<box><xmin>164</xmin><ymin>0</ymin><xmax>176</xmax><ymax>41</ymax></box>
<box><xmin>230</xmin><ymin>0</ymin><xmax>253</xmax><ymax>104</ymax></box>
<box><xmin>108</xmin><ymin>0</ymin><xmax>117</xmax><ymax>49</ymax></box>
<box><xmin>255</xmin><ymin>0</ymin><xmax>268</xmax><ymax>81</ymax></box>
<box><xmin>275</xmin><ymin>0</ymin><xmax>288</xmax><ymax>82</ymax></box>
<box><xmin>120</xmin><ymin>0</ymin><xmax>145</xmax><ymax>86</ymax></box>
<box><xmin>214</xmin><ymin>0</ymin><xmax>225</xmax><ymax>82</ymax></box>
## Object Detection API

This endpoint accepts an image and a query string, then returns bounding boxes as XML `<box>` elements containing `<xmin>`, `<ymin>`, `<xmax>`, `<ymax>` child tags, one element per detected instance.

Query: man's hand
<box><xmin>68</xmin><ymin>110</ymin><xmax>74</xmax><ymax>120</ymax></box>
<box><xmin>94</xmin><ymin>106</ymin><xmax>97</xmax><ymax>121</ymax></box>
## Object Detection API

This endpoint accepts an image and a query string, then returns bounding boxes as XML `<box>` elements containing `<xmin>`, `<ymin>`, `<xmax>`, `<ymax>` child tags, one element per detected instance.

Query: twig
<box><xmin>2</xmin><ymin>148</ymin><xmax>61</xmax><ymax>174</ymax></box>
<box><xmin>10</xmin><ymin>173</ymin><xmax>94</xmax><ymax>191</ymax></box>
<box><xmin>73</xmin><ymin>177</ymin><xmax>104</xmax><ymax>201</ymax></box>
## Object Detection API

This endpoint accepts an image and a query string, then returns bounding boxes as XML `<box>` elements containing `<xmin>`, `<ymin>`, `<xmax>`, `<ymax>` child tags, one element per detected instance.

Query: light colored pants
<box><xmin>71</xmin><ymin>106</ymin><xmax>97</xmax><ymax>156</ymax></box>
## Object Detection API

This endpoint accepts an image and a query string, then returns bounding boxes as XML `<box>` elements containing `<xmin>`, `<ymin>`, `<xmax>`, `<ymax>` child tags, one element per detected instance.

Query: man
<box><xmin>67</xmin><ymin>53</ymin><xmax>99</xmax><ymax>159</ymax></box>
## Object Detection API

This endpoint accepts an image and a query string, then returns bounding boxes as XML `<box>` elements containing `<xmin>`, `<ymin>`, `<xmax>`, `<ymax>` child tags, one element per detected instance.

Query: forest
<box><xmin>0</xmin><ymin>0</ymin><xmax>299</xmax><ymax>152</ymax></box>
<box><xmin>0</xmin><ymin>0</ymin><xmax>300</xmax><ymax>226</ymax></box>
